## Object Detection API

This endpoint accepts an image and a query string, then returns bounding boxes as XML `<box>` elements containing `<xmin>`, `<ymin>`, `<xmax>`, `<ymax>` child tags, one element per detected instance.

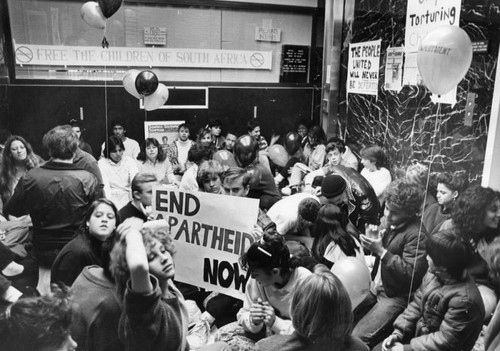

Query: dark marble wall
<box><xmin>338</xmin><ymin>0</ymin><xmax>499</xmax><ymax>182</ymax></box>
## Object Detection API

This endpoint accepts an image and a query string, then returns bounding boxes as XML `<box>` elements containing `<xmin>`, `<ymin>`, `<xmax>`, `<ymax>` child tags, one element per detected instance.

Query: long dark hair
<box><xmin>312</xmin><ymin>204</ymin><xmax>359</xmax><ymax>268</ymax></box>
<box><xmin>137</xmin><ymin>137</ymin><xmax>167</xmax><ymax>162</ymax></box>
<box><xmin>451</xmin><ymin>185</ymin><xmax>499</xmax><ymax>241</ymax></box>
<box><xmin>0</xmin><ymin>136</ymin><xmax>43</xmax><ymax>201</ymax></box>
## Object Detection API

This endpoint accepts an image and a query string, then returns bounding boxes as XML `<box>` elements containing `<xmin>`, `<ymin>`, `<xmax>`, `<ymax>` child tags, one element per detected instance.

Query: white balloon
<box><xmin>80</xmin><ymin>2</ymin><xmax>106</xmax><ymax>30</ymax></box>
<box><xmin>122</xmin><ymin>69</ymin><xmax>141</xmax><ymax>99</ymax></box>
<box><xmin>144</xmin><ymin>83</ymin><xmax>169</xmax><ymax>111</ymax></box>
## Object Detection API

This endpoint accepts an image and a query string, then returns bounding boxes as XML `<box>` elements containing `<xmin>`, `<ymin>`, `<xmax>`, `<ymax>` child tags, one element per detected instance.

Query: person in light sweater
<box><xmin>216</xmin><ymin>232</ymin><xmax>311</xmax><ymax>350</ymax></box>
<box><xmin>360</xmin><ymin>145</ymin><xmax>391</xmax><ymax>206</ymax></box>
<box><xmin>166</xmin><ymin>123</ymin><xmax>195</xmax><ymax>177</ymax></box>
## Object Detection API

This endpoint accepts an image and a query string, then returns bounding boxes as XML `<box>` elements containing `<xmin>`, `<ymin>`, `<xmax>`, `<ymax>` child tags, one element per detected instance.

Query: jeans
<box><xmin>353</xmin><ymin>291</ymin><xmax>408</xmax><ymax>349</ymax></box>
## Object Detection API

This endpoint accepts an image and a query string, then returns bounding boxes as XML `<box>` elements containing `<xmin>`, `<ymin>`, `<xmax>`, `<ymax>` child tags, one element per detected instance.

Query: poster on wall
<box><xmin>152</xmin><ymin>187</ymin><xmax>260</xmax><ymax>300</ymax></box>
<box><xmin>405</xmin><ymin>0</ymin><xmax>462</xmax><ymax>53</ymax></box>
<box><xmin>384</xmin><ymin>47</ymin><xmax>404</xmax><ymax>92</ymax></box>
<box><xmin>144</xmin><ymin>121</ymin><xmax>184</xmax><ymax>149</ymax></box>
<box><xmin>347</xmin><ymin>39</ymin><xmax>381</xmax><ymax>98</ymax></box>
<box><xmin>404</xmin><ymin>0</ymin><xmax>462</xmax><ymax>93</ymax></box>
<box><xmin>280</xmin><ymin>45</ymin><xmax>309</xmax><ymax>83</ymax></box>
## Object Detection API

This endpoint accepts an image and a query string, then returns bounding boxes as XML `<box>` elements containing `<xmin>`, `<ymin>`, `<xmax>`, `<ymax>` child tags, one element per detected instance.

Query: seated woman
<box><xmin>438</xmin><ymin>185</ymin><xmax>500</xmax><ymax>320</ymax></box>
<box><xmin>197</xmin><ymin>160</ymin><xmax>224</xmax><ymax>194</ymax></box>
<box><xmin>197</xmin><ymin>128</ymin><xmax>214</xmax><ymax>144</ymax></box>
<box><xmin>179</xmin><ymin>142</ymin><xmax>215</xmax><ymax>191</ymax></box>
<box><xmin>311</xmin><ymin>204</ymin><xmax>365</xmax><ymax>269</ymax></box>
<box><xmin>256</xmin><ymin>265</ymin><xmax>368</xmax><ymax>351</ymax></box>
<box><xmin>422</xmin><ymin>172</ymin><xmax>468</xmax><ymax>235</ymax></box>
<box><xmin>0</xmin><ymin>285</ymin><xmax>78</xmax><ymax>351</ymax></box>
<box><xmin>288</xmin><ymin>126</ymin><xmax>327</xmax><ymax>191</ymax></box>
<box><xmin>359</xmin><ymin>145</ymin><xmax>391</xmax><ymax>206</ymax></box>
<box><xmin>98</xmin><ymin>136</ymin><xmax>138</xmax><ymax>210</ymax></box>
<box><xmin>0</xmin><ymin>135</ymin><xmax>43</xmax><ymax>257</ymax></box>
<box><xmin>109</xmin><ymin>218</ymin><xmax>226</xmax><ymax>351</ymax></box>
<box><xmin>404</xmin><ymin>162</ymin><xmax>436</xmax><ymax>212</ymax></box>
<box><xmin>136</xmin><ymin>138</ymin><xmax>178</xmax><ymax>186</ymax></box>
<box><xmin>51</xmin><ymin>198</ymin><xmax>119</xmax><ymax>287</ymax></box>
<box><xmin>216</xmin><ymin>233</ymin><xmax>312</xmax><ymax>350</ymax></box>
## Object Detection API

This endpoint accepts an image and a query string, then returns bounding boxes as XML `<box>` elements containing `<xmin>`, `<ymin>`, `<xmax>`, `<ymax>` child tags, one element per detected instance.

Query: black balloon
<box><xmin>233</xmin><ymin>135</ymin><xmax>259</xmax><ymax>168</ymax></box>
<box><xmin>284</xmin><ymin>131</ymin><xmax>301</xmax><ymax>155</ymax></box>
<box><xmin>135</xmin><ymin>70</ymin><xmax>159</xmax><ymax>97</ymax></box>
<box><xmin>98</xmin><ymin>0</ymin><xmax>123</xmax><ymax>18</ymax></box>
<box><xmin>328</xmin><ymin>165</ymin><xmax>380</xmax><ymax>225</ymax></box>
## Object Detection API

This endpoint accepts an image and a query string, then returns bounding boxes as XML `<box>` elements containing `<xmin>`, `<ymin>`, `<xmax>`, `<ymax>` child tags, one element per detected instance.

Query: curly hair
<box><xmin>384</xmin><ymin>179</ymin><xmax>424</xmax><ymax>216</ymax></box>
<box><xmin>137</xmin><ymin>138</ymin><xmax>167</xmax><ymax>162</ymax></box>
<box><xmin>187</xmin><ymin>142</ymin><xmax>215</xmax><ymax>165</ymax></box>
<box><xmin>451</xmin><ymin>185</ymin><xmax>499</xmax><ymax>240</ymax></box>
<box><xmin>0</xmin><ymin>285</ymin><xmax>73</xmax><ymax>351</ymax></box>
<box><xmin>0</xmin><ymin>135</ymin><xmax>43</xmax><ymax>201</ymax></box>
<box><xmin>110</xmin><ymin>227</ymin><xmax>176</xmax><ymax>300</ymax></box>
<box><xmin>435</xmin><ymin>172</ymin><xmax>468</xmax><ymax>194</ymax></box>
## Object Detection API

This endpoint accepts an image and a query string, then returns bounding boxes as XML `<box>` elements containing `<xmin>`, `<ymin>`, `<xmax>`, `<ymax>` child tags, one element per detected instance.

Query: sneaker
<box><xmin>187</xmin><ymin>319</ymin><xmax>211</xmax><ymax>350</ymax></box>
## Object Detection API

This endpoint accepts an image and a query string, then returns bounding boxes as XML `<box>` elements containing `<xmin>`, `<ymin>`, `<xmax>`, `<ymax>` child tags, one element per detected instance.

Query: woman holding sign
<box><xmin>109</xmin><ymin>218</ymin><xmax>230</xmax><ymax>351</ymax></box>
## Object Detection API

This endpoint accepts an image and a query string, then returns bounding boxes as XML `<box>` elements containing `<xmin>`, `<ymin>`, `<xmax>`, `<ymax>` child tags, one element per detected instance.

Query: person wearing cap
<box><xmin>352</xmin><ymin>179</ymin><xmax>428</xmax><ymax>349</ymax></box>
<box><xmin>319</xmin><ymin>174</ymin><xmax>361</xmax><ymax>236</ymax></box>
<box><xmin>267</xmin><ymin>194</ymin><xmax>320</xmax><ymax>249</ymax></box>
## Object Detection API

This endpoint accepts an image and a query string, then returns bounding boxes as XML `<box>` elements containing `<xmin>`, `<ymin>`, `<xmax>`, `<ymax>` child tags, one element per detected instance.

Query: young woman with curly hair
<box><xmin>109</xmin><ymin>219</ymin><xmax>228</xmax><ymax>351</ymax></box>
<box><xmin>136</xmin><ymin>137</ymin><xmax>177</xmax><ymax>186</ymax></box>
<box><xmin>438</xmin><ymin>185</ymin><xmax>500</xmax><ymax>319</ymax></box>
<box><xmin>0</xmin><ymin>135</ymin><xmax>43</xmax><ymax>210</ymax></box>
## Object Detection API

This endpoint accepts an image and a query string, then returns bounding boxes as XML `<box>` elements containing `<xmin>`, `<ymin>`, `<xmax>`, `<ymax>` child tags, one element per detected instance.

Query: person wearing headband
<box><xmin>215</xmin><ymin>232</ymin><xmax>311</xmax><ymax>350</ymax></box>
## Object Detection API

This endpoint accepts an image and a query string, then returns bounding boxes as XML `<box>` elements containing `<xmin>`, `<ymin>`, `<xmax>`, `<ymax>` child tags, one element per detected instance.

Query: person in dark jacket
<box><xmin>353</xmin><ymin>179</ymin><xmax>428</xmax><ymax>349</ymax></box>
<box><xmin>4</xmin><ymin>125</ymin><xmax>100</xmax><ymax>295</ymax></box>
<box><xmin>380</xmin><ymin>229</ymin><xmax>484</xmax><ymax>351</ymax></box>
<box><xmin>51</xmin><ymin>198</ymin><xmax>120</xmax><ymax>287</ymax></box>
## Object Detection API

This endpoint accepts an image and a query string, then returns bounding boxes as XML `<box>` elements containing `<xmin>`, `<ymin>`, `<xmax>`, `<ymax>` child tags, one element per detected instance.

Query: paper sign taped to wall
<box><xmin>347</xmin><ymin>39</ymin><xmax>381</xmax><ymax>98</ymax></box>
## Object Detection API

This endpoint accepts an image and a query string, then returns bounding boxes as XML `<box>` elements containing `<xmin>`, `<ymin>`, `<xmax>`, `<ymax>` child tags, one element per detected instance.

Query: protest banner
<box><xmin>152</xmin><ymin>187</ymin><xmax>260</xmax><ymax>300</ymax></box>
<box><xmin>347</xmin><ymin>39</ymin><xmax>381</xmax><ymax>98</ymax></box>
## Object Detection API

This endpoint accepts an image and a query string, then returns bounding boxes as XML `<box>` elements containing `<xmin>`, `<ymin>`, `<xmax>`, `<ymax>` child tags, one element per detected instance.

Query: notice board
<box><xmin>280</xmin><ymin>45</ymin><xmax>309</xmax><ymax>83</ymax></box>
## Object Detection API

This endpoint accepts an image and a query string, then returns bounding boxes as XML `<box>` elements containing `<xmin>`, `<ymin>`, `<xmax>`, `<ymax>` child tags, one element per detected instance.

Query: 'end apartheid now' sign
<box><xmin>14</xmin><ymin>44</ymin><xmax>273</xmax><ymax>70</ymax></box>
<box><xmin>152</xmin><ymin>187</ymin><xmax>260</xmax><ymax>300</ymax></box>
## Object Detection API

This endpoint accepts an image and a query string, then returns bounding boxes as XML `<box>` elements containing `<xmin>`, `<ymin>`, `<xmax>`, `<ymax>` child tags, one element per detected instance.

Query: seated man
<box><xmin>119</xmin><ymin>172</ymin><xmax>159</xmax><ymax>221</ymax></box>
<box><xmin>223</xmin><ymin>132</ymin><xmax>237</xmax><ymax>153</ymax></box>
<box><xmin>267</xmin><ymin>193</ymin><xmax>320</xmax><ymax>248</ymax></box>
<box><xmin>380</xmin><ymin>230</ymin><xmax>484</xmax><ymax>351</ymax></box>
<box><xmin>353</xmin><ymin>179</ymin><xmax>428</xmax><ymax>349</ymax></box>
<box><xmin>326</xmin><ymin>137</ymin><xmax>359</xmax><ymax>170</ymax></box>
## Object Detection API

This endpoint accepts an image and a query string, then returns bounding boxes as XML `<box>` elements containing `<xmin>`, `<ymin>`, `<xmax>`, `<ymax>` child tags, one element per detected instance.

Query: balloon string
<box><xmin>401</xmin><ymin>102</ymin><xmax>441</xmax><ymax>331</ymax></box>
<box><xmin>144</xmin><ymin>103</ymin><xmax>148</xmax><ymax>122</ymax></box>
<box><xmin>104</xmin><ymin>65</ymin><xmax>109</xmax><ymax>158</ymax></box>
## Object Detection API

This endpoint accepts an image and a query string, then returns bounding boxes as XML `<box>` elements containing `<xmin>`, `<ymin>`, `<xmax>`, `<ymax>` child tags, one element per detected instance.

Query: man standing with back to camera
<box><xmin>5</xmin><ymin>125</ymin><xmax>100</xmax><ymax>294</ymax></box>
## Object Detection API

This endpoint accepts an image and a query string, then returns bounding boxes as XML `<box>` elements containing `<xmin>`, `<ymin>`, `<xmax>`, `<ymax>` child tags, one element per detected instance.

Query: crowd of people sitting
<box><xmin>0</xmin><ymin>116</ymin><xmax>499</xmax><ymax>351</ymax></box>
